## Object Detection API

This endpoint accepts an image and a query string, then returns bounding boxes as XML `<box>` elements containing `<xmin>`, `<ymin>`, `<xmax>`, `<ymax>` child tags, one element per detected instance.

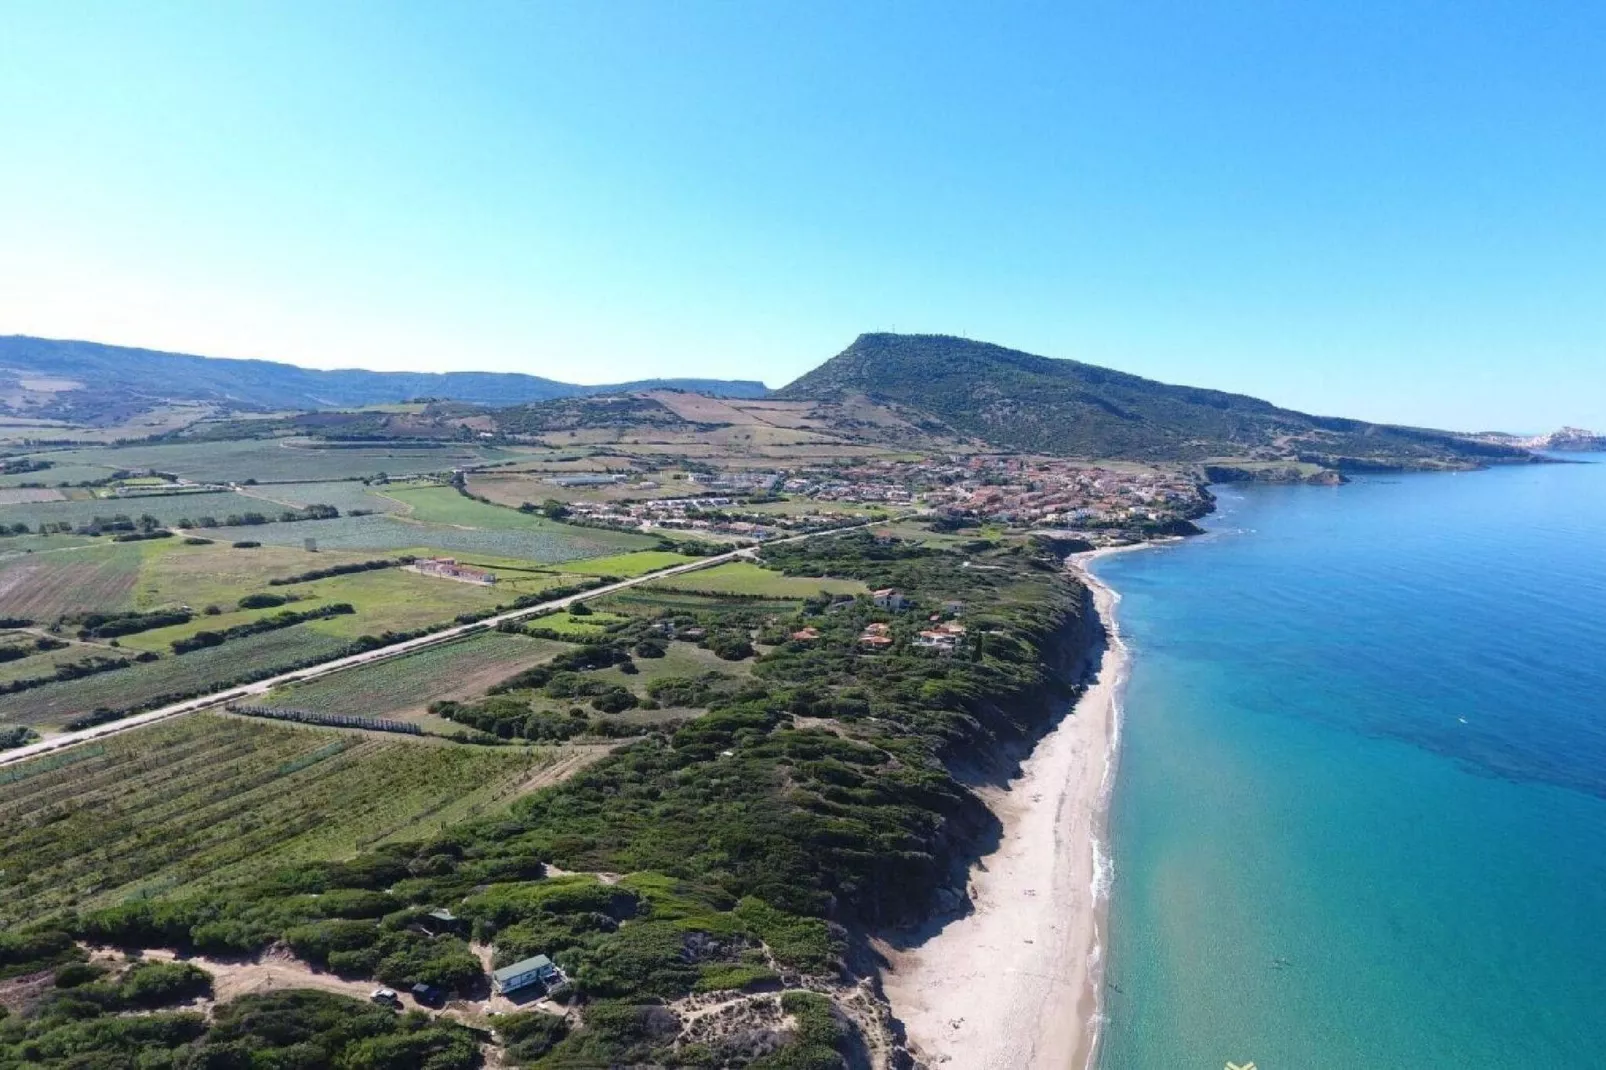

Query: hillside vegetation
<box><xmin>777</xmin><ymin>333</ymin><xmax>1535</xmax><ymax>468</ymax></box>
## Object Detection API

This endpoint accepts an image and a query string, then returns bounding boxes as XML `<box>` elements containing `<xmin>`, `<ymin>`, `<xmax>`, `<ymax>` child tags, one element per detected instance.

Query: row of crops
<box><xmin>0</xmin><ymin>714</ymin><xmax>554</xmax><ymax>927</ymax></box>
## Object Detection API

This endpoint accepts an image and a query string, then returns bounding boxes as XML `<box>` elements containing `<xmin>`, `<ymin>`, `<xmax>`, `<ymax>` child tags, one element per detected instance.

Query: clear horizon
<box><xmin>2</xmin><ymin>2</ymin><xmax>1602</xmax><ymax>431</ymax></box>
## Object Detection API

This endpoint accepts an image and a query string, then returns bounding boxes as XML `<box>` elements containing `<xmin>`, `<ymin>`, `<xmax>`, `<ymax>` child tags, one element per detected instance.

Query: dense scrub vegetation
<box><xmin>0</xmin><ymin>976</ymin><xmax>483</xmax><ymax>1070</ymax></box>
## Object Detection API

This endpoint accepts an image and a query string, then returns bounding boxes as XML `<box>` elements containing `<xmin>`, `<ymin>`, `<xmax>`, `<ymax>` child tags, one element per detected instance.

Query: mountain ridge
<box><xmin>0</xmin><ymin>335</ymin><xmax>770</xmax><ymax>425</ymax></box>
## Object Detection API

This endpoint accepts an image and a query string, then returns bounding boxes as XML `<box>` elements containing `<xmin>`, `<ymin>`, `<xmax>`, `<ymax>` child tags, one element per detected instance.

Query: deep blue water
<box><xmin>1095</xmin><ymin>457</ymin><xmax>1606</xmax><ymax>1069</ymax></box>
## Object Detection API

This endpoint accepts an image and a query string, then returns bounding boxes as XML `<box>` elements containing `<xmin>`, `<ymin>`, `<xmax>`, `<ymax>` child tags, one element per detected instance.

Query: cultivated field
<box><xmin>556</xmin><ymin>550</ymin><xmax>696</xmax><ymax>576</ymax></box>
<box><xmin>598</xmin><ymin>589</ymin><xmax>803</xmax><ymax>615</ymax></box>
<box><xmin>382</xmin><ymin>484</ymin><xmax>600</xmax><ymax>530</ymax></box>
<box><xmin>526</xmin><ymin>609</ymin><xmax>630</xmax><ymax>640</ymax></box>
<box><xmin>11</xmin><ymin>439</ymin><xmax>522</xmax><ymax>484</ymax></box>
<box><xmin>204</xmin><ymin>510</ymin><xmax>655</xmax><ymax>562</ymax></box>
<box><xmin>0</xmin><ymin>541</ymin><xmax>146</xmax><ymax>619</ymax></box>
<box><xmin>643</xmin><ymin>561</ymin><xmax>866</xmax><ymax>598</ymax></box>
<box><xmin>267</xmin><ymin>632</ymin><xmax>575</xmax><ymax>721</ymax></box>
<box><xmin>0</xmin><ymin>487</ymin><xmax>65</xmax><ymax>504</ymax></box>
<box><xmin>233</xmin><ymin>479</ymin><xmax>409</xmax><ymax>514</ymax></box>
<box><xmin>0</xmin><ymin>489</ymin><xmax>268</xmax><ymax>530</ymax></box>
<box><xmin>1</xmin><ymin>627</ymin><xmax>353</xmax><ymax>730</ymax></box>
<box><xmin>0</xmin><ymin>639</ymin><xmax>111</xmax><ymax>687</ymax></box>
<box><xmin>0</xmin><ymin>463</ymin><xmax>123</xmax><ymax>487</ymax></box>
<box><xmin>0</xmin><ymin>714</ymin><xmax>557</xmax><ymax>926</ymax></box>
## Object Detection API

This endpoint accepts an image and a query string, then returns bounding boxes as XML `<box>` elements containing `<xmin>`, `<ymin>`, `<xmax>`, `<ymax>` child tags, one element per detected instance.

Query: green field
<box><xmin>599</xmin><ymin>588</ymin><xmax>804</xmax><ymax>615</ymax></box>
<box><xmin>0</xmin><ymin>638</ymin><xmax>115</xmax><ymax>687</ymax></box>
<box><xmin>1</xmin><ymin>626</ymin><xmax>353</xmax><ymax>729</ymax></box>
<box><xmin>644</xmin><ymin>560</ymin><xmax>866</xmax><ymax>598</ymax></box>
<box><xmin>12</xmin><ymin>439</ymin><xmax>522</xmax><ymax>483</ymax></box>
<box><xmin>0</xmin><ymin>489</ymin><xmax>268</xmax><ymax>530</ymax></box>
<box><xmin>0</xmin><ymin>714</ymin><xmax>556</xmax><ymax>925</ymax></box>
<box><xmin>268</xmin><ymin>632</ymin><xmax>575</xmax><ymax>721</ymax></box>
<box><xmin>526</xmin><ymin>609</ymin><xmax>631</xmax><ymax>639</ymax></box>
<box><xmin>234</xmin><ymin>479</ymin><xmax>409</xmax><ymax>514</ymax></box>
<box><xmin>556</xmin><ymin>549</ymin><xmax>696</xmax><ymax>576</ymax></box>
<box><xmin>204</xmin><ymin>510</ymin><xmax>655</xmax><ymax>562</ymax></box>
<box><xmin>0</xmin><ymin>462</ymin><xmax>121</xmax><ymax>487</ymax></box>
<box><xmin>0</xmin><ymin>533</ymin><xmax>100</xmax><ymax>554</ymax></box>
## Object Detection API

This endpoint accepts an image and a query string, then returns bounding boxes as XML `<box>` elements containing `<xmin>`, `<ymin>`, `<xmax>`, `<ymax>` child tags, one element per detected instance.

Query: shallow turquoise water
<box><xmin>1096</xmin><ymin>457</ymin><xmax>1606</xmax><ymax>1069</ymax></box>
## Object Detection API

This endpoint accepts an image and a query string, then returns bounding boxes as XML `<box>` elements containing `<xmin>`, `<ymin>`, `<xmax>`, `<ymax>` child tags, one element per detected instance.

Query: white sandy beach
<box><xmin>879</xmin><ymin>550</ymin><xmax>1132</xmax><ymax>1070</ymax></box>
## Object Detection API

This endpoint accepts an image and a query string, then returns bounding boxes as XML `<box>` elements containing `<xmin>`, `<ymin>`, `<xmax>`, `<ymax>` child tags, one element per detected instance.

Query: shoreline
<box><xmin>878</xmin><ymin>544</ymin><xmax>1139</xmax><ymax>1069</ymax></box>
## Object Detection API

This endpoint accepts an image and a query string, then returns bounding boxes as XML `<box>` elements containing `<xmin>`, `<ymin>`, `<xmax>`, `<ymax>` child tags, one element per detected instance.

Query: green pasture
<box><xmin>643</xmin><ymin>560</ymin><xmax>866</xmax><ymax>598</ymax></box>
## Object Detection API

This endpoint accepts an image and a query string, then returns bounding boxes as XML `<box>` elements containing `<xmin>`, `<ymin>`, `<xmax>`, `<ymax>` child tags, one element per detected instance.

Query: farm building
<box><xmin>414</xmin><ymin>557</ymin><xmax>497</xmax><ymax>585</ymax></box>
<box><xmin>492</xmin><ymin>954</ymin><xmax>561</xmax><ymax>995</ymax></box>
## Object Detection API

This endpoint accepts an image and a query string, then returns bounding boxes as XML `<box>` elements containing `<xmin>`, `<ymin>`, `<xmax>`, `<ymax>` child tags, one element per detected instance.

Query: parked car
<box><xmin>411</xmin><ymin>982</ymin><xmax>445</xmax><ymax>1007</ymax></box>
<box><xmin>370</xmin><ymin>987</ymin><xmax>401</xmax><ymax>1008</ymax></box>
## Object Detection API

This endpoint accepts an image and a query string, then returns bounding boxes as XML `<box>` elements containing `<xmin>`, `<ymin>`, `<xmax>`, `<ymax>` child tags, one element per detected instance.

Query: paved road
<box><xmin>0</xmin><ymin>525</ymin><xmax>862</xmax><ymax>768</ymax></box>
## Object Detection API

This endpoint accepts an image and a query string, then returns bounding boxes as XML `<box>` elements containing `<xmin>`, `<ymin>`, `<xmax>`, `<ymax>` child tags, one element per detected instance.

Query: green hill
<box><xmin>777</xmin><ymin>333</ymin><xmax>1532</xmax><ymax>468</ymax></box>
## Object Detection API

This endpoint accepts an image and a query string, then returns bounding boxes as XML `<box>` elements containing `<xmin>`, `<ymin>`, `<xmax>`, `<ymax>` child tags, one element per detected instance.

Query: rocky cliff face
<box><xmin>1203</xmin><ymin>463</ymin><xmax>1347</xmax><ymax>485</ymax></box>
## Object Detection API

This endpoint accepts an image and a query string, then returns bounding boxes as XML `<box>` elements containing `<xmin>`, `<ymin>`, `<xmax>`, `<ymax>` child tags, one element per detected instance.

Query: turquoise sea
<box><xmin>1095</xmin><ymin>456</ymin><xmax>1606</xmax><ymax>1069</ymax></box>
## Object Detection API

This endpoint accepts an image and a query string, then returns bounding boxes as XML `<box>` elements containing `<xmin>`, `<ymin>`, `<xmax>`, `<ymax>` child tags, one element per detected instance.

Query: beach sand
<box><xmin>879</xmin><ymin>549</ymin><xmax>1132</xmax><ymax>1070</ymax></box>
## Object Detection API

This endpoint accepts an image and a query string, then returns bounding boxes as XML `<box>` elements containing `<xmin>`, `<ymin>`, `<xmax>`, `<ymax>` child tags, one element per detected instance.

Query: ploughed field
<box><xmin>0</xmin><ymin>713</ymin><xmax>554</xmax><ymax>927</ymax></box>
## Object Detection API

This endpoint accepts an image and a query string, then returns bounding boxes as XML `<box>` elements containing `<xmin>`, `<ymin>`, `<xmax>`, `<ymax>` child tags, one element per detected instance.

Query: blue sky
<box><xmin>1</xmin><ymin>2</ymin><xmax>1601</xmax><ymax>430</ymax></box>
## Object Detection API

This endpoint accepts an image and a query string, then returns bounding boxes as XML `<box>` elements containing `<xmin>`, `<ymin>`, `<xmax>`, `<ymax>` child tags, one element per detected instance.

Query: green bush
<box><xmin>498</xmin><ymin>1009</ymin><xmax>570</xmax><ymax>1064</ymax></box>
<box><xmin>119</xmin><ymin>961</ymin><xmax>213</xmax><ymax>1008</ymax></box>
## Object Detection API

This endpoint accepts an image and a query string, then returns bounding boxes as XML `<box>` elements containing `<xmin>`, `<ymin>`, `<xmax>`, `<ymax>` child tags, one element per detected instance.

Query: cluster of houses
<box><xmin>412</xmin><ymin>557</ymin><xmax>498</xmax><ymax>585</ymax></box>
<box><xmin>780</xmin><ymin>455</ymin><xmax>1206</xmax><ymax>531</ymax></box>
<box><xmin>556</xmin><ymin>493</ymin><xmax>790</xmax><ymax>541</ymax></box>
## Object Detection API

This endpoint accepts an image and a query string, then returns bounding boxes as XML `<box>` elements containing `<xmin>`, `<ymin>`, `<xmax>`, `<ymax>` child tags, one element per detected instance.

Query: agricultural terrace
<box><xmin>267</xmin><ymin>632</ymin><xmax>576</xmax><ymax>725</ymax></box>
<box><xmin>643</xmin><ymin>560</ymin><xmax>867</xmax><ymax>599</ymax></box>
<box><xmin>13</xmin><ymin>438</ymin><xmax>521</xmax><ymax>483</ymax></box>
<box><xmin>0</xmin><ymin>713</ymin><xmax>556</xmax><ymax>927</ymax></box>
